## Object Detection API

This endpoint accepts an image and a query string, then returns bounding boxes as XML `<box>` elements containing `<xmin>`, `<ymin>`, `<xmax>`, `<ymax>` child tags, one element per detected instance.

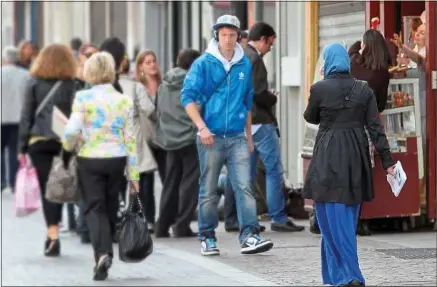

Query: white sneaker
<box><xmin>240</xmin><ymin>234</ymin><xmax>273</xmax><ymax>255</ymax></box>
<box><xmin>200</xmin><ymin>237</ymin><xmax>220</xmax><ymax>256</ymax></box>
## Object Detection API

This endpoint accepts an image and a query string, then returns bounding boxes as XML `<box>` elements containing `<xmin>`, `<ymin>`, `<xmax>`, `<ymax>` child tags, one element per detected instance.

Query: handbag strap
<box><xmin>128</xmin><ymin>194</ymin><xmax>145</xmax><ymax>213</ymax></box>
<box><xmin>313</xmin><ymin>79</ymin><xmax>358</xmax><ymax>152</ymax></box>
<box><xmin>36</xmin><ymin>81</ymin><xmax>62</xmax><ymax>116</ymax></box>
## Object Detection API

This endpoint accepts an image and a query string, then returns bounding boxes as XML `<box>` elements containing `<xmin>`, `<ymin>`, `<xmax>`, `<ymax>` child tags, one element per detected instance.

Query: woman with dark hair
<box><xmin>348</xmin><ymin>29</ymin><xmax>392</xmax><ymax>236</ymax></box>
<box><xmin>17</xmin><ymin>40</ymin><xmax>38</xmax><ymax>69</ymax></box>
<box><xmin>304</xmin><ymin>43</ymin><xmax>396</xmax><ymax>287</ymax></box>
<box><xmin>154</xmin><ymin>48</ymin><xmax>201</xmax><ymax>237</ymax></box>
<box><xmin>99</xmin><ymin>37</ymin><xmax>126</xmax><ymax>93</ymax></box>
<box><xmin>18</xmin><ymin>44</ymin><xmax>77</xmax><ymax>256</ymax></box>
<box><xmin>348</xmin><ymin>29</ymin><xmax>391</xmax><ymax>113</ymax></box>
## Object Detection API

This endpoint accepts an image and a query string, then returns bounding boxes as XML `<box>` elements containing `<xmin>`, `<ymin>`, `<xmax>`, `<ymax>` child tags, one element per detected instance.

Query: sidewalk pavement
<box><xmin>1</xmin><ymin>192</ymin><xmax>276</xmax><ymax>286</ymax></box>
<box><xmin>163</xmin><ymin>220</ymin><xmax>436</xmax><ymax>286</ymax></box>
<box><xmin>2</xmin><ymin>187</ymin><xmax>436</xmax><ymax>286</ymax></box>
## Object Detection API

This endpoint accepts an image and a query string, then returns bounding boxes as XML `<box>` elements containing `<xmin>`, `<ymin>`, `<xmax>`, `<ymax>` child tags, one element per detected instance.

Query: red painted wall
<box><xmin>401</xmin><ymin>1</ymin><xmax>425</xmax><ymax>17</ymax></box>
<box><xmin>366</xmin><ymin>1</ymin><xmax>380</xmax><ymax>29</ymax></box>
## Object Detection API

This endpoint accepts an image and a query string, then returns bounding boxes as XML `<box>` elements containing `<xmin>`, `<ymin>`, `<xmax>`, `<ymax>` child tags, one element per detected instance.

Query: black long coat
<box><xmin>303</xmin><ymin>73</ymin><xmax>395</xmax><ymax>205</ymax></box>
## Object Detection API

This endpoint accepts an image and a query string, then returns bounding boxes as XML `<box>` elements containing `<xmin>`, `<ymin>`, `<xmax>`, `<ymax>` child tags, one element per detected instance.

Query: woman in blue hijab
<box><xmin>303</xmin><ymin>43</ymin><xmax>396</xmax><ymax>286</ymax></box>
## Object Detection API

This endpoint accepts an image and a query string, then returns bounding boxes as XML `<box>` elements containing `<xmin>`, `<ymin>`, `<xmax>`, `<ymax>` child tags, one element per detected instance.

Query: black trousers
<box><xmin>77</xmin><ymin>156</ymin><xmax>126</xmax><ymax>261</ymax></box>
<box><xmin>139</xmin><ymin>146</ymin><xmax>166</xmax><ymax>224</ymax></box>
<box><xmin>156</xmin><ymin>144</ymin><xmax>199</xmax><ymax>235</ymax></box>
<box><xmin>28</xmin><ymin>140</ymin><xmax>64</xmax><ymax>227</ymax></box>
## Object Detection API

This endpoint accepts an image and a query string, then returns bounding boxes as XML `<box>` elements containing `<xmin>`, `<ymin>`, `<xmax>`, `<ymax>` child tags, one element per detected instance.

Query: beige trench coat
<box><xmin>127</xmin><ymin>80</ymin><xmax>157</xmax><ymax>174</ymax></box>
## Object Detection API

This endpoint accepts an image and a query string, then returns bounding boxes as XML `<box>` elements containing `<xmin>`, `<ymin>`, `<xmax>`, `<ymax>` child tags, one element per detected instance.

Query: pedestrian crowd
<box><xmin>1</xmin><ymin>13</ymin><xmax>407</xmax><ymax>287</ymax></box>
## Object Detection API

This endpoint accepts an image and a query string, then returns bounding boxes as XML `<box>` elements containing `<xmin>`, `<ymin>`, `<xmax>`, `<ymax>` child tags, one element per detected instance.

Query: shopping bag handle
<box><xmin>20</xmin><ymin>154</ymin><xmax>33</xmax><ymax>169</ymax></box>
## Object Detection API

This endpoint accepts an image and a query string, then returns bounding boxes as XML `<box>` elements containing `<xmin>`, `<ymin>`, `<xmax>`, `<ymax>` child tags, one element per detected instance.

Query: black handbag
<box><xmin>118</xmin><ymin>194</ymin><xmax>153</xmax><ymax>263</ymax></box>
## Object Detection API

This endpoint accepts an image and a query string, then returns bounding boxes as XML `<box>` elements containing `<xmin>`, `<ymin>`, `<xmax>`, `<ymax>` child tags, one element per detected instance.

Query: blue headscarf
<box><xmin>323</xmin><ymin>43</ymin><xmax>350</xmax><ymax>77</ymax></box>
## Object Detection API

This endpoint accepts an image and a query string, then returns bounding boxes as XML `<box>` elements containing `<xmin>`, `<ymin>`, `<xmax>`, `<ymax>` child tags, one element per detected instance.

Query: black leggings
<box><xmin>28</xmin><ymin>140</ymin><xmax>64</xmax><ymax>227</ymax></box>
<box><xmin>139</xmin><ymin>146</ymin><xmax>166</xmax><ymax>224</ymax></box>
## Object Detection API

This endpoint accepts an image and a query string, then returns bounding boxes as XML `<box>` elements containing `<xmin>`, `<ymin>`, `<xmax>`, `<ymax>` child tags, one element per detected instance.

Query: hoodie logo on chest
<box><xmin>239</xmin><ymin>72</ymin><xmax>244</xmax><ymax>80</ymax></box>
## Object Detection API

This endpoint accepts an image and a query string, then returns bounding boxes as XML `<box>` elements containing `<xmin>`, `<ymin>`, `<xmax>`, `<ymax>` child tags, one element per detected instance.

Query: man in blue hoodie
<box><xmin>181</xmin><ymin>15</ymin><xmax>274</xmax><ymax>256</ymax></box>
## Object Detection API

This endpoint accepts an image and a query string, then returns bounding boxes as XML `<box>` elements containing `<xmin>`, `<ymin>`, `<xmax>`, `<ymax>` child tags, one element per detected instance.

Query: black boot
<box><xmin>44</xmin><ymin>238</ymin><xmax>60</xmax><ymax>257</ymax></box>
<box><xmin>93</xmin><ymin>254</ymin><xmax>112</xmax><ymax>281</ymax></box>
<box><xmin>309</xmin><ymin>212</ymin><xmax>321</xmax><ymax>234</ymax></box>
<box><xmin>271</xmin><ymin>220</ymin><xmax>305</xmax><ymax>232</ymax></box>
<box><xmin>344</xmin><ymin>280</ymin><xmax>364</xmax><ymax>286</ymax></box>
<box><xmin>357</xmin><ymin>220</ymin><xmax>371</xmax><ymax>236</ymax></box>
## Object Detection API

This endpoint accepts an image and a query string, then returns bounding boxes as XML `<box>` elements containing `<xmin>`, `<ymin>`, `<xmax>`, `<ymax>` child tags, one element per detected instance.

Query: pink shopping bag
<box><xmin>14</xmin><ymin>156</ymin><xmax>41</xmax><ymax>217</ymax></box>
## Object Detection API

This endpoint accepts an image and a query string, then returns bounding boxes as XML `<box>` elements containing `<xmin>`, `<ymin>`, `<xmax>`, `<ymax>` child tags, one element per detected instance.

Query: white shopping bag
<box><xmin>386</xmin><ymin>161</ymin><xmax>407</xmax><ymax>197</ymax></box>
<box><xmin>52</xmin><ymin>106</ymin><xmax>68</xmax><ymax>138</ymax></box>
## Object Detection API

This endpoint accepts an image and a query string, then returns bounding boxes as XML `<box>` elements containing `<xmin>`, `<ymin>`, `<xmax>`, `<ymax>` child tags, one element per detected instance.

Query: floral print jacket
<box><xmin>63</xmin><ymin>84</ymin><xmax>139</xmax><ymax>181</ymax></box>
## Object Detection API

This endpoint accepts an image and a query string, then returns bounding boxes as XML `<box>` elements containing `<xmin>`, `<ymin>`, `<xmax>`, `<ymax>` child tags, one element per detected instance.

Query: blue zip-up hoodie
<box><xmin>181</xmin><ymin>39</ymin><xmax>254</xmax><ymax>137</ymax></box>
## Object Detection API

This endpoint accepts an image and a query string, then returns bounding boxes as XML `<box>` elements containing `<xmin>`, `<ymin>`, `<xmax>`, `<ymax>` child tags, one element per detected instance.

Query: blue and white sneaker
<box><xmin>241</xmin><ymin>233</ymin><xmax>274</xmax><ymax>255</ymax></box>
<box><xmin>200</xmin><ymin>237</ymin><xmax>220</xmax><ymax>256</ymax></box>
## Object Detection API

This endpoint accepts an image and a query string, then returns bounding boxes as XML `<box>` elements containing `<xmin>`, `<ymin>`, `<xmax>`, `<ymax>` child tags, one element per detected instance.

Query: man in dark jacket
<box><xmin>154</xmin><ymin>49</ymin><xmax>201</xmax><ymax>238</ymax></box>
<box><xmin>243</xmin><ymin>22</ymin><xmax>304</xmax><ymax>232</ymax></box>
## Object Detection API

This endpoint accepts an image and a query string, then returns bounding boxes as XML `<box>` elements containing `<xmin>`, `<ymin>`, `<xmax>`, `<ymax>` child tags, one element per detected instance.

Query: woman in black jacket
<box><xmin>303</xmin><ymin>43</ymin><xmax>396</xmax><ymax>287</ymax></box>
<box><xmin>18</xmin><ymin>44</ymin><xmax>77</xmax><ymax>257</ymax></box>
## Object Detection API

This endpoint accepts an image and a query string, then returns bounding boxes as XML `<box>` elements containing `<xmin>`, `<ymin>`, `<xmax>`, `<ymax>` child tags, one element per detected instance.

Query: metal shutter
<box><xmin>318</xmin><ymin>1</ymin><xmax>366</xmax><ymax>54</ymax></box>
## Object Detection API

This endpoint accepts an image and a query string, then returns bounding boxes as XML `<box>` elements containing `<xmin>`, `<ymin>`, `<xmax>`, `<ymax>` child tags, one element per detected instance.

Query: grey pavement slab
<box><xmin>0</xmin><ymin>192</ymin><xmax>276</xmax><ymax>286</ymax></box>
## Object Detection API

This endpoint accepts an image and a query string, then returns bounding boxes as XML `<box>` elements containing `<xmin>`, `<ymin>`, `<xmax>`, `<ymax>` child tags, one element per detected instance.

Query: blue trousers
<box><xmin>217</xmin><ymin>173</ymin><xmax>238</xmax><ymax>227</ymax></box>
<box><xmin>315</xmin><ymin>202</ymin><xmax>365</xmax><ymax>286</ymax></box>
<box><xmin>250</xmin><ymin>124</ymin><xmax>287</xmax><ymax>223</ymax></box>
<box><xmin>197</xmin><ymin>135</ymin><xmax>258</xmax><ymax>244</ymax></box>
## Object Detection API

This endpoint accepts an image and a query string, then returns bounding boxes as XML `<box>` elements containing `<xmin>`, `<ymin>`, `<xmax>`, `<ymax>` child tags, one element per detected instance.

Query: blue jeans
<box><xmin>250</xmin><ymin>124</ymin><xmax>288</xmax><ymax>223</ymax></box>
<box><xmin>217</xmin><ymin>173</ymin><xmax>238</xmax><ymax>226</ymax></box>
<box><xmin>197</xmin><ymin>135</ymin><xmax>258</xmax><ymax>244</ymax></box>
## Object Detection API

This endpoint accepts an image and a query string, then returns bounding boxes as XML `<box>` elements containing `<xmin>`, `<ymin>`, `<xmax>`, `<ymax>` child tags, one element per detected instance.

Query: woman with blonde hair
<box><xmin>18</xmin><ymin>44</ymin><xmax>77</xmax><ymax>257</ymax></box>
<box><xmin>63</xmin><ymin>51</ymin><xmax>139</xmax><ymax>281</ymax></box>
<box><xmin>133</xmin><ymin>50</ymin><xmax>165</xmax><ymax>233</ymax></box>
